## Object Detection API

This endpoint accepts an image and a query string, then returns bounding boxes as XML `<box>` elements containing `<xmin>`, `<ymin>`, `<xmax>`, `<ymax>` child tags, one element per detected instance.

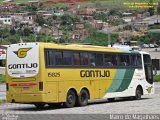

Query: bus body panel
<box><xmin>6</xmin><ymin>43</ymin><xmax>154</xmax><ymax>104</ymax></box>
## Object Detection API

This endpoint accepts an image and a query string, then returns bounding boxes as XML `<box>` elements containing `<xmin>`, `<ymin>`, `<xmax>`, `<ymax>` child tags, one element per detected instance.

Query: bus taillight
<box><xmin>39</xmin><ymin>82</ymin><xmax>43</xmax><ymax>91</ymax></box>
<box><xmin>6</xmin><ymin>83</ymin><xmax>9</xmax><ymax>91</ymax></box>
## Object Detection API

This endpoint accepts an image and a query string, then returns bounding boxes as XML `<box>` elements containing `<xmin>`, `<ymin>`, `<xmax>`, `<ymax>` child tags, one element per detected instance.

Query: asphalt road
<box><xmin>0</xmin><ymin>83</ymin><xmax>160</xmax><ymax>115</ymax></box>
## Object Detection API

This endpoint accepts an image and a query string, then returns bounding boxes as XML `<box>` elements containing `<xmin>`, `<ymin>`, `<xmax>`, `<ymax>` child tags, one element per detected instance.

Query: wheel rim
<box><xmin>136</xmin><ymin>89</ymin><xmax>141</xmax><ymax>99</ymax></box>
<box><xmin>68</xmin><ymin>94</ymin><xmax>74</xmax><ymax>104</ymax></box>
<box><xmin>81</xmin><ymin>92</ymin><xmax>87</xmax><ymax>103</ymax></box>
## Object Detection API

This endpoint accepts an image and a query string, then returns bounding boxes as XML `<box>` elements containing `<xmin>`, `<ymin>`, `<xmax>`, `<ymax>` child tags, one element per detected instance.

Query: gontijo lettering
<box><xmin>80</xmin><ymin>70</ymin><xmax>110</xmax><ymax>78</ymax></box>
<box><xmin>8</xmin><ymin>63</ymin><xmax>38</xmax><ymax>69</ymax></box>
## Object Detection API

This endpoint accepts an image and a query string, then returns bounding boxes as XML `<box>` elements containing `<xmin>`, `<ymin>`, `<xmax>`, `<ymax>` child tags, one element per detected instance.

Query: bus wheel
<box><xmin>134</xmin><ymin>87</ymin><xmax>142</xmax><ymax>100</ymax></box>
<box><xmin>34</xmin><ymin>104</ymin><xmax>45</xmax><ymax>109</ymax></box>
<box><xmin>77</xmin><ymin>89</ymin><xmax>89</xmax><ymax>106</ymax></box>
<box><xmin>65</xmin><ymin>90</ymin><xmax>76</xmax><ymax>108</ymax></box>
<box><xmin>108</xmin><ymin>98</ymin><xmax>115</xmax><ymax>102</ymax></box>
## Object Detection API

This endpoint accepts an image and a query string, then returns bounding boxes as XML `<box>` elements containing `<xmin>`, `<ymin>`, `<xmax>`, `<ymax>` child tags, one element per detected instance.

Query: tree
<box><xmin>53</xmin><ymin>15</ymin><xmax>57</xmax><ymax>20</ymax></box>
<box><xmin>157</xmin><ymin>2</ymin><xmax>160</xmax><ymax>15</ymax></box>
<box><xmin>92</xmin><ymin>12</ymin><xmax>107</xmax><ymax>22</ymax></box>
<box><xmin>108</xmin><ymin>8</ymin><xmax>122</xmax><ymax>17</ymax></box>
<box><xmin>148</xmin><ymin>0</ymin><xmax>155</xmax><ymax>16</ymax></box>
<box><xmin>10</xmin><ymin>28</ymin><xmax>16</xmax><ymax>35</ymax></box>
<box><xmin>23</xmin><ymin>27</ymin><xmax>31</xmax><ymax>36</ymax></box>
<box><xmin>60</xmin><ymin>14</ymin><xmax>80</xmax><ymax>26</ymax></box>
<box><xmin>36</xmin><ymin>15</ymin><xmax>46</xmax><ymax>26</ymax></box>
<box><xmin>25</xmin><ymin>5</ymin><xmax>38</xmax><ymax>12</ymax></box>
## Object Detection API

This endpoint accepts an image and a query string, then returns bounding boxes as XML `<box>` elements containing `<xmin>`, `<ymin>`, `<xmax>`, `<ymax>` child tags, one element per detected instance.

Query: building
<box><xmin>76</xmin><ymin>8</ymin><xmax>96</xmax><ymax>16</ymax></box>
<box><xmin>69</xmin><ymin>30</ymin><xmax>90</xmax><ymax>40</ymax></box>
<box><xmin>0</xmin><ymin>14</ymin><xmax>13</xmax><ymax>25</ymax></box>
<box><xmin>91</xmin><ymin>20</ymin><xmax>108</xmax><ymax>30</ymax></box>
<box><xmin>131</xmin><ymin>21</ymin><xmax>148</xmax><ymax>32</ymax></box>
<box><xmin>75</xmin><ymin>22</ymin><xmax>85</xmax><ymax>30</ymax></box>
<box><xmin>108</xmin><ymin>15</ymin><xmax>120</xmax><ymax>21</ymax></box>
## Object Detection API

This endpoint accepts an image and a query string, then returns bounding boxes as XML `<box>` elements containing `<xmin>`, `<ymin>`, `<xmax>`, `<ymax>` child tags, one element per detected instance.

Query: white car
<box><xmin>142</xmin><ymin>44</ymin><xmax>149</xmax><ymax>48</ymax></box>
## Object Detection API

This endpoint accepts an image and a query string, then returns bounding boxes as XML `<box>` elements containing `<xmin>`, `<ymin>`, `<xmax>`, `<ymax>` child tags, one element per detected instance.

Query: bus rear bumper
<box><xmin>6</xmin><ymin>93</ymin><xmax>57</xmax><ymax>103</ymax></box>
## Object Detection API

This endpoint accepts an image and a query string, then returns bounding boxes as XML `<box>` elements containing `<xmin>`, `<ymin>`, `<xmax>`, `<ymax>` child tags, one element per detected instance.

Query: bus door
<box><xmin>143</xmin><ymin>54</ymin><xmax>153</xmax><ymax>85</ymax></box>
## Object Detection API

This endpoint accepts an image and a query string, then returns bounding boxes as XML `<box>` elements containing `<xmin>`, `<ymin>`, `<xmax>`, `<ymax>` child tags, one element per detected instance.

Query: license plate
<box><xmin>23</xmin><ymin>87</ymin><xmax>29</xmax><ymax>90</ymax></box>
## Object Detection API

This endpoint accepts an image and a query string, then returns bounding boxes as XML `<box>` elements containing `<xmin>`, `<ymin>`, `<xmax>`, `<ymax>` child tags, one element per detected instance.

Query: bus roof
<box><xmin>41</xmin><ymin>42</ymin><xmax>140</xmax><ymax>54</ymax></box>
<box><xmin>8</xmin><ymin>42</ymin><xmax>147</xmax><ymax>54</ymax></box>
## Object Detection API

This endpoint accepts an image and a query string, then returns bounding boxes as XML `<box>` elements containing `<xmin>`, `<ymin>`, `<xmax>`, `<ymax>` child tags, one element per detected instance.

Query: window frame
<box><xmin>44</xmin><ymin>48</ymin><xmax>142</xmax><ymax>69</ymax></box>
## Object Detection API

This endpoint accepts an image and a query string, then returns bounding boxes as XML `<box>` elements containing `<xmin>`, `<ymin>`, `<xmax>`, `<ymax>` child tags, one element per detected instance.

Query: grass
<box><xmin>0</xmin><ymin>74</ymin><xmax>5</xmax><ymax>83</ymax></box>
<box><xmin>154</xmin><ymin>75</ymin><xmax>160</xmax><ymax>82</ymax></box>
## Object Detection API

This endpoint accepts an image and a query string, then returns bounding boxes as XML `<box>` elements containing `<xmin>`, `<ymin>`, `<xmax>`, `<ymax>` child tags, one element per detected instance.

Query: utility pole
<box><xmin>108</xmin><ymin>28</ymin><xmax>111</xmax><ymax>47</ymax></box>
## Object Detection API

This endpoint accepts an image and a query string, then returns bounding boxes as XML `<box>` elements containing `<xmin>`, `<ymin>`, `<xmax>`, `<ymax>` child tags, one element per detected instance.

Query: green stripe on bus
<box><xmin>107</xmin><ymin>69</ymin><xmax>126</xmax><ymax>92</ymax></box>
<box><xmin>116</xmin><ymin>69</ymin><xmax>135</xmax><ymax>92</ymax></box>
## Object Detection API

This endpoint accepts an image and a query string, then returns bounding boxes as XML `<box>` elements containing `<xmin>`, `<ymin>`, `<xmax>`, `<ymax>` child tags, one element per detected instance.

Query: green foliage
<box><xmin>25</xmin><ymin>5</ymin><xmax>38</xmax><ymax>12</ymax></box>
<box><xmin>53</xmin><ymin>15</ymin><xmax>58</xmax><ymax>20</ymax></box>
<box><xmin>108</xmin><ymin>8</ymin><xmax>122</xmax><ymax>17</ymax></box>
<box><xmin>23</xmin><ymin>27</ymin><xmax>31</xmax><ymax>36</ymax></box>
<box><xmin>148</xmin><ymin>0</ymin><xmax>155</xmax><ymax>16</ymax></box>
<box><xmin>0</xmin><ymin>28</ymin><xmax>10</xmax><ymax>38</ymax></box>
<box><xmin>92</xmin><ymin>12</ymin><xmax>107</xmax><ymax>22</ymax></box>
<box><xmin>0</xmin><ymin>74</ymin><xmax>5</xmax><ymax>83</ymax></box>
<box><xmin>10</xmin><ymin>28</ymin><xmax>16</xmax><ymax>35</ymax></box>
<box><xmin>36</xmin><ymin>15</ymin><xmax>46</xmax><ymax>26</ymax></box>
<box><xmin>157</xmin><ymin>2</ymin><xmax>160</xmax><ymax>15</ymax></box>
<box><xmin>149</xmin><ymin>25</ymin><xmax>160</xmax><ymax>29</ymax></box>
<box><xmin>83</xmin><ymin>31</ymin><xmax>118</xmax><ymax>46</ymax></box>
<box><xmin>60</xmin><ymin>14</ymin><xmax>80</xmax><ymax>26</ymax></box>
<box><xmin>154</xmin><ymin>75</ymin><xmax>160</xmax><ymax>82</ymax></box>
<box><xmin>109</xmin><ymin>19</ymin><xmax>126</xmax><ymax>26</ymax></box>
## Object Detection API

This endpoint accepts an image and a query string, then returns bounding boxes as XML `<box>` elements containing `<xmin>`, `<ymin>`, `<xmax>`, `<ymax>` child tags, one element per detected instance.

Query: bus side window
<box><xmin>45</xmin><ymin>50</ymin><xmax>54</xmax><ymax>67</ymax></box>
<box><xmin>96</xmin><ymin>53</ymin><xmax>103</xmax><ymax>66</ymax></box>
<box><xmin>55</xmin><ymin>51</ymin><xmax>63</xmax><ymax>65</ymax></box>
<box><xmin>131</xmin><ymin>55</ymin><xmax>142</xmax><ymax>67</ymax></box>
<box><xmin>89</xmin><ymin>53</ymin><xmax>96</xmax><ymax>66</ymax></box>
<box><xmin>119</xmin><ymin>55</ymin><xmax>130</xmax><ymax>67</ymax></box>
<box><xmin>104</xmin><ymin>54</ymin><xmax>117</xmax><ymax>67</ymax></box>
<box><xmin>63</xmin><ymin>51</ymin><xmax>72</xmax><ymax>65</ymax></box>
<box><xmin>81</xmin><ymin>52</ymin><xmax>89</xmax><ymax>65</ymax></box>
<box><xmin>73</xmin><ymin>52</ymin><xmax>80</xmax><ymax>65</ymax></box>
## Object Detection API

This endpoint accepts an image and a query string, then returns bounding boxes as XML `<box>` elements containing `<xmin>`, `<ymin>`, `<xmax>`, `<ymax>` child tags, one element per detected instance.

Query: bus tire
<box><xmin>65</xmin><ymin>90</ymin><xmax>76</xmax><ymax>108</ymax></box>
<box><xmin>108</xmin><ymin>98</ymin><xmax>115</xmax><ymax>102</ymax></box>
<box><xmin>134</xmin><ymin>87</ymin><xmax>142</xmax><ymax>100</ymax></box>
<box><xmin>34</xmin><ymin>103</ymin><xmax>45</xmax><ymax>109</ymax></box>
<box><xmin>77</xmin><ymin>89</ymin><xmax>89</xmax><ymax>106</ymax></box>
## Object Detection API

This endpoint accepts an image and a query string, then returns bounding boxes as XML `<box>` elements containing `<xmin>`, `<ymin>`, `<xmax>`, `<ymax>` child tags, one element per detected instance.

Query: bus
<box><xmin>6</xmin><ymin>42</ymin><xmax>154</xmax><ymax>108</ymax></box>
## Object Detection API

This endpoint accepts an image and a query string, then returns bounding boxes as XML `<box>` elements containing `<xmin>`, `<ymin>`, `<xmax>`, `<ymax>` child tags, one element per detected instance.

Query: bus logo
<box><xmin>146</xmin><ymin>86</ymin><xmax>153</xmax><ymax>93</ymax></box>
<box><xmin>14</xmin><ymin>48</ymin><xmax>32</xmax><ymax>58</ymax></box>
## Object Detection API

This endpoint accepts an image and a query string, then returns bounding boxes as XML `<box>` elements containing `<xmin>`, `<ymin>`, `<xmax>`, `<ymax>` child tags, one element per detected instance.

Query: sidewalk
<box><xmin>0</xmin><ymin>83</ymin><xmax>6</xmax><ymax>103</ymax></box>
